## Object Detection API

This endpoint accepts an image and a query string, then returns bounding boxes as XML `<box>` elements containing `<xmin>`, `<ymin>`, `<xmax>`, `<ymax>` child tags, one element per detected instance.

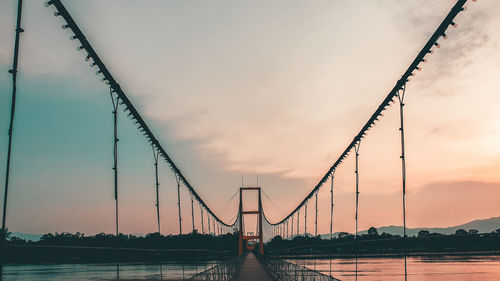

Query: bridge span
<box><xmin>1</xmin><ymin>0</ymin><xmax>483</xmax><ymax>280</ymax></box>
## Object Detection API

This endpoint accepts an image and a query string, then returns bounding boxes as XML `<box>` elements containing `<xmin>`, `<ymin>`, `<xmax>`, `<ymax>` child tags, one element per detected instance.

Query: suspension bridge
<box><xmin>1</xmin><ymin>0</ymin><xmax>487</xmax><ymax>280</ymax></box>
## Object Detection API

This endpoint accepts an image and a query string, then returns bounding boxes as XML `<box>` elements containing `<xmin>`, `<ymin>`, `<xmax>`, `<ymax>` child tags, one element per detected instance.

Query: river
<box><xmin>290</xmin><ymin>254</ymin><xmax>500</xmax><ymax>280</ymax></box>
<box><xmin>0</xmin><ymin>261</ymin><xmax>217</xmax><ymax>281</ymax></box>
<box><xmin>2</xmin><ymin>254</ymin><xmax>500</xmax><ymax>280</ymax></box>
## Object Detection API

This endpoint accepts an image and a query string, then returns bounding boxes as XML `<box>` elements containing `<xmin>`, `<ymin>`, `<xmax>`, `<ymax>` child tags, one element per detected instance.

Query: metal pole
<box><xmin>190</xmin><ymin>194</ymin><xmax>195</xmax><ymax>233</ymax></box>
<box><xmin>153</xmin><ymin>148</ymin><xmax>160</xmax><ymax>234</ymax></box>
<box><xmin>3</xmin><ymin>0</ymin><xmax>24</xmax><ymax>238</ymax></box>
<box><xmin>176</xmin><ymin>175</ymin><xmax>182</xmax><ymax>235</ymax></box>
<box><xmin>110</xmin><ymin>89</ymin><xmax>120</xmax><ymax>236</ymax></box>
<box><xmin>315</xmin><ymin>192</ymin><xmax>318</xmax><ymax>237</ymax></box>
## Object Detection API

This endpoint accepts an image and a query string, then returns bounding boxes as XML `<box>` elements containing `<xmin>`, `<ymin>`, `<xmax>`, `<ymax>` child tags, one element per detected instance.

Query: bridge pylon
<box><xmin>238</xmin><ymin>187</ymin><xmax>264</xmax><ymax>256</ymax></box>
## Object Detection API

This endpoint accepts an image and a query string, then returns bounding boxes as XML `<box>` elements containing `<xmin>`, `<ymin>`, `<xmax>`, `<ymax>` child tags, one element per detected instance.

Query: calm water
<box><xmin>0</xmin><ymin>261</ymin><xmax>218</xmax><ymax>281</ymax></box>
<box><xmin>291</xmin><ymin>254</ymin><xmax>500</xmax><ymax>281</ymax></box>
<box><xmin>3</xmin><ymin>255</ymin><xmax>500</xmax><ymax>280</ymax></box>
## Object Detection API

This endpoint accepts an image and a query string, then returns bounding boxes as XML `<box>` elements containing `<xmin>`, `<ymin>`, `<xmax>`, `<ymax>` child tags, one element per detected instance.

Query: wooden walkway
<box><xmin>233</xmin><ymin>252</ymin><xmax>274</xmax><ymax>281</ymax></box>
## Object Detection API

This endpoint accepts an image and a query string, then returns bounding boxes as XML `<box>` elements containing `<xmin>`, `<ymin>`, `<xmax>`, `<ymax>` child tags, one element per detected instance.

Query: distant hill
<box><xmin>319</xmin><ymin>216</ymin><xmax>500</xmax><ymax>238</ymax></box>
<box><xmin>11</xmin><ymin>232</ymin><xmax>43</xmax><ymax>242</ymax></box>
<box><xmin>10</xmin><ymin>217</ymin><xmax>500</xmax><ymax>242</ymax></box>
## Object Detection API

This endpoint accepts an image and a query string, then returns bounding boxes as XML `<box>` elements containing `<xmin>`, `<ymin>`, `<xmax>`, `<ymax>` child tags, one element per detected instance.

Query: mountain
<box><xmin>319</xmin><ymin>216</ymin><xmax>500</xmax><ymax>238</ymax></box>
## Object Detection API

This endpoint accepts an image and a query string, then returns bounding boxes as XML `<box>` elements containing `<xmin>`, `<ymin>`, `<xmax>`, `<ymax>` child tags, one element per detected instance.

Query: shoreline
<box><xmin>272</xmin><ymin>250</ymin><xmax>500</xmax><ymax>259</ymax></box>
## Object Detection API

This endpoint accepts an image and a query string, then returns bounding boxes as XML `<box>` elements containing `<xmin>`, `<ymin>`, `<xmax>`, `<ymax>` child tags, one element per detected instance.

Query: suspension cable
<box><xmin>256</xmin><ymin>0</ymin><xmax>468</xmax><ymax>226</ymax></box>
<box><xmin>44</xmin><ymin>0</ymin><xmax>238</xmax><ymax>228</ymax></box>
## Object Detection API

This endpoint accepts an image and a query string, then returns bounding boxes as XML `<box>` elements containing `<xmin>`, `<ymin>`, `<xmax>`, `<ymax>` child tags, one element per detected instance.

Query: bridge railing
<box><xmin>256</xmin><ymin>253</ymin><xmax>340</xmax><ymax>281</ymax></box>
<box><xmin>188</xmin><ymin>254</ymin><xmax>245</xmax><ymax>281</ymax></box>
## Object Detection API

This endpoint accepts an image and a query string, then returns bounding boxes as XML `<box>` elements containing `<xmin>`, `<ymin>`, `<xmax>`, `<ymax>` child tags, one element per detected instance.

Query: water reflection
<box><xmin>2</xmin><ymin>260</ymin><xmax>218</xmax><ymax>281</ymax></box>
<box><xmin>293</xmin><ymin>254</ymin><xmax>500</xmax><ymax>281</ymax></box>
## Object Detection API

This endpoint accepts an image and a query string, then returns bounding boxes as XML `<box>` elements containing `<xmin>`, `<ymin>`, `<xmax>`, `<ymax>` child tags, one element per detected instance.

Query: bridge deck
<box><xmin>234</xmin><ymin>253</ymin><xmax>274</xmax><ymax>281</ymax></box>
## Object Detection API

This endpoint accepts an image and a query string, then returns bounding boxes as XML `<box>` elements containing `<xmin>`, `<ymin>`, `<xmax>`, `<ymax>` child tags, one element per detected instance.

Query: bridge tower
<box><xmin>238</xmin><ymin>187</ymin><xmax>264</xmax><ymax>256</ymax></box>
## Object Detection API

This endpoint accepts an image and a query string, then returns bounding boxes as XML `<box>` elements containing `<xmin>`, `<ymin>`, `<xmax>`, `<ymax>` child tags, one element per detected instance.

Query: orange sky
<box><xmin>0</xmin><ymin>0</ymin><xmax>499</xmax><ymax>236</ymax></box>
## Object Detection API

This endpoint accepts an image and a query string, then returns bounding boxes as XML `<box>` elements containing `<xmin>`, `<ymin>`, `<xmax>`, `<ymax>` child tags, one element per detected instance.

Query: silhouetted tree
<box><xmin>368</xmin><ymin>227</ymin><xmax>378</xmax><ymax>236</ymax></box>
<box><xmin>418</xmin><ymin>230</ymin><xmax>430</xmax><ymax>237</ymax></box>
<box><xmin>468</xmin><ymin>229</ymin><xmax>478</xmax><ymax>234</ymax></box>
<box><xmin>455</xmin><ymin>229</ymin><xmax>467</xmax><ymax>235</ymax></box>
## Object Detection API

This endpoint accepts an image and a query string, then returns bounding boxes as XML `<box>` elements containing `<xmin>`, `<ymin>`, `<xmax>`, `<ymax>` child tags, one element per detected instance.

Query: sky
<box><xmin>0</xmin><ymin>0</ymin><xmax>499</xmax><ymax>237</ymax></box>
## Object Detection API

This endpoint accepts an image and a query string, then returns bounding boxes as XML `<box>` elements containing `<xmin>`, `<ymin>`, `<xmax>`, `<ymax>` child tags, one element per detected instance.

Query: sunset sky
<box><xmin>0</xmin><ymin>0</ymin><xmax>499</xmax><ymax>236</ymax></box>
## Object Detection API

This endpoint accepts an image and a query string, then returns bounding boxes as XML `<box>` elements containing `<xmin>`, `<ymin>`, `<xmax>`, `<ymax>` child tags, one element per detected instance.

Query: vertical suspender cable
<box><xmin>291</xmin><ymin>215</ymin><xmax>294</xmax><ymax>238</ymax></box>
<box><xmin>110</xmin><ymin>89</ymin><xmax>120</xmax><ymax>236</ymax></box>
<box><xmin>2</xmin><ymin>0</ymin><xmax>24</xmax><ymax>239</ymax></box>
<box><xmin>297</xmin><ymin>209</ymin><xmax>300</xmax><ymax>237</ymax></box>
<box><xmin>330</xmin><ymin>171</ymin><xmax>335</xmax><ymax>240</ymax></box>
<box><xmin>190</xmin><ymin>193</ymin><xmax>195</xmax><ymax>233</ymax></box>
<box><xmin>153</xmin><ymin>147</ymin><xmax>160</xmax><ymax>234</ymax></box>
<box><xmin>176</xmin><ymin>175</ymin><xmax>182</xmax><ymax>234</ymax></box>
<box><xmin>208</xmin><ymin>215</ymin><xmax>211</xmax><ymax>234</ymax></box>
<box><xmin>200</xmin><ymin>203</ymin><xmax>204</xmax><ymax>234</ymax></box>
<box><xmin>355</xmin><ymin>142</ymin><xmax>361</xmax><ymax>238</ymax></box>
<box><xmin>315</xmin><ymin>192</ymin><xmax>318</xmax><ymax>237</ymax></box>
<box><xmin>304</xmin><ymin>203</ymin><xmax>307</xmax><ymax>236</ymax></box>
<box><xmin>397</xmin><ymin>85</ymin><xmax>407</xmax><ymax>238</ymax></box>
<box><xmin>398</xmin><ymin>84</ymin><xmax>408</xmax><ymax>281</ymax></box>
